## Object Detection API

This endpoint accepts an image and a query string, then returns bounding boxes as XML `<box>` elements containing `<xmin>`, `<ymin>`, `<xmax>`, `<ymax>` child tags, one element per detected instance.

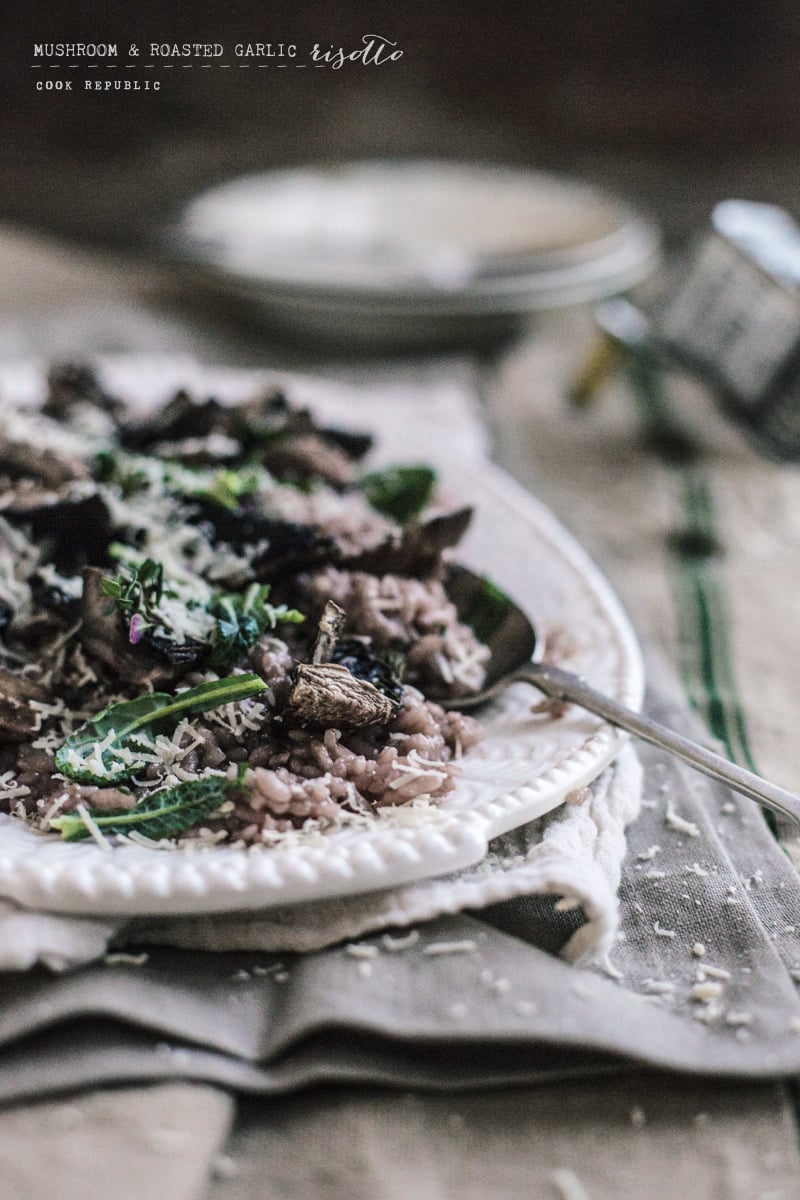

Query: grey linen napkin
<box><xmin>0</xmin><ymin>674</ymin><xmax>799</xmax><ymax>1105</ymax></box>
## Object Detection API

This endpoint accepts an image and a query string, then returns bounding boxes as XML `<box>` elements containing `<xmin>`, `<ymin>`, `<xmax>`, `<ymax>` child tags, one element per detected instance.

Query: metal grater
<box><xmin>651</xmin><ymin>200</ymin><xmax>800</xmax><ymax>459</ymax></box>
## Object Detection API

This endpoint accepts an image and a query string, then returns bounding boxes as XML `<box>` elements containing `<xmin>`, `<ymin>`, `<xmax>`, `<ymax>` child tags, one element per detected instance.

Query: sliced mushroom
<box><xmin>285</xmin><ymin>601</ymin><xmax>400</xmax><ymax>728</ymax></box>
<box><xmin>0</xmin><ymin>489</ymin><xmax>112</xmax><ymax>570</ymax></box>
<box><xmin>235</xmin><ymin>390</ymin><xmax>373</xmax><ymax>460</ymax></box>
<box><xmin>44</xmin><ymin>362</ymin><xmax>123</xmax><ymax>420</ymax></box>
<box><xmin>79</xmin><ymin>567</ymin><xmax>202</xmax><ymax>689</ymax></box>
<box><xmin>344</xmin><ymin>506</ymin><xmax>474</xmax><ymax>577</ymax></box>
<box><xmin>287</xmin><ymin>662</ymin><xmax>395</xmax><ymax>728</ymax></box>
<box><xmin>0</xmin><ymin>441</ymin><xmax>89</xmax><ymax>489</ymax></box>
<box><xmin>310</xmin><ymin>600</ymin><xmax>346</xmax><ymax>665</ymax></box>
<box><xmin>119</xmin><ymin>389</ymin><xmax>229</xmax><ymax>450</ymax></box>
<box><xmin>260</xmin><ymin>433</ymin><xmax>355</xmax><ymax>489</ymax></box>
<box><xmin>188</xmin><ymin>498</ymin><xmax>340</xmax><ymax>580</ymax></box>
<box><xmin>0</xmin><ymin>667</ymin><xmax>48</xmax><ymax>740</ymax></box>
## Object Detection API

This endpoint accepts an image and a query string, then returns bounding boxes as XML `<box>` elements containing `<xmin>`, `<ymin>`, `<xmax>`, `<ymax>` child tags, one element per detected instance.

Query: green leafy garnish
<box><xmin>101</xmin><ymin>558</ymin><xmax>167</xmax><ymax>645</ymax></box>
<box><xmin>92</xmin><ymin>450</ymin><xmax>150</xmax><ymax>498</ymax></box>
<box><xmin>54</xmin><ymin>674</ymin><xmax>267</xmax><ymax>785</ymax></box>
<box><xmin>50</xmin><ymin>775</ymin><xmax>242</xmax><ymax>843</ymax></box>
<box><xmin>101</xmin><ymin>557</ymin><xmax>164</xmax><ymax>614</ymax></box>
<box><xmin>192</xmin><ymin>468</ymin><xmax>261</xmax><ymax>511</ymax></box>
<box><xmin>209</xmin><ymin>583</ymin><xmax>304</xmax><ymax>670</ymax></box>
<box><xmin>358</xmin><ymin>465</ymin><xmax>436</xmax><ymax>524</ymax></box>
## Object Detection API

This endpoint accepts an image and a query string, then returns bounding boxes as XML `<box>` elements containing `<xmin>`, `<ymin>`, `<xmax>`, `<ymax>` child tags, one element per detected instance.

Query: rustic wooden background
<box><xmin>2</xmin><ymin>1</ymin><xmax>799</xmax><ymax>248</ymax></box>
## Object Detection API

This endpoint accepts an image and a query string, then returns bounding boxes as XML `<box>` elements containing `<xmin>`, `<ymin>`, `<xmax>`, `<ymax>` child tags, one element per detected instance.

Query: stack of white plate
<box><xmin>168</xmin><ymin>160</ymin><xmax>660</xmax><ymax>348</ymax></box>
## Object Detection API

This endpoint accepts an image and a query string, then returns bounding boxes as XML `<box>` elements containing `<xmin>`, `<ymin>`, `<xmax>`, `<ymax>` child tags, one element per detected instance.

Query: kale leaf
<box><xmin>50</xmin><ymin>775</ymin><xmax>241</xmax><ymax>843</ymax></box>
<box><xmin>209</xmin><ymin>583</ymin><xmax>304</xmax><ymax>670</ymax></box>
<box><xmin>54</xmin><ymin>674</ymin><xmax>267</xmax><ymax>785</ymax></box>
<box><xmin>358</xmin><ymin>465</ymin><xmax>436</xmax><ymax>524</ymax></box>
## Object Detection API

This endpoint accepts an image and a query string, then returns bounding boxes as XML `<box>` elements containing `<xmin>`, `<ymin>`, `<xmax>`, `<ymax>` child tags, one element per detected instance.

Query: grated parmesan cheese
<box><xmin>600</xmin><ymin>953</ymin><xmax>623</xmax><ymax>980</ymax></box>
<box><xmin>75</xmin><ymin>804</ymin><xmax>112</xmax><ymax>853</ymax></box>
<box><xmin>27</xmin><ymin>698</ymin><xmax>67</xmax><ymax>732</ymax></box>
<box><xmin>725</xmin><ymin>1011</ymin><xmax>753</xmax><ymax>1027</ymax></box>
<box><xmin>206</xmin><ymin>701</ymin><xmax>268</xmax><ymax>738</ymax></box>
<box><xmin>345</xmin><ymin>943</ymin><xmax>379</xmax><ymax>960</ymax></box>
<box><xmin>31</xmin><ymin>730</ymin><xmax>64</xmax><ymax>754</ymax></box>
<box><xmin>388</xmin><ymin>759</ymin><xmax>448</xmax><ymax>791</ymax></box>
<box><xmin>421</xmin><ymin>940</ymin><xmax>477</xmax><ymax>957</ymax></box>
<box><xmin>549</xmin><ymin>1168</ymin><xmax>592</xmax><ymax>1200</ymax></box>
<box><xmin>701</xmin><ymin>964</ymin><xmax>731</xmax><ymax>982</ymax></box>
<box><xmin>0</xmin><ymin>771</ymin><xmax>31</xmax><ymax>802</ymax></box>
<box><xmin>643</xmin><ymin>979</ymin><xmax>676</xmax><ymax>995</ymax></box>
<box><xmin>690</xmin><ymin>981</ymin><xmax>723</xmax><ymax>1002</ymax></box>
<box><xmin>665</xmin><ymin>800</ymin><xmax>700</xmax><ymax>838</ymax></box>
<box><xmin>381</xmin><ymin>930</ymin><xmax>420</xmax><ymax>953</ymax></box>
<box><xmin>104</xmin><ymin>952</ymin><xmax>150</xmax><ymax>967</ymax></box>
<box><xmin>122</xmin><ymin>830</ymin><xmax>180</xmax><ymax>851</ymax></box>
<box><xmin>693</xmin><ymin>1002</ymin><xmax>724</xmax><ymax>1024</ymax></box>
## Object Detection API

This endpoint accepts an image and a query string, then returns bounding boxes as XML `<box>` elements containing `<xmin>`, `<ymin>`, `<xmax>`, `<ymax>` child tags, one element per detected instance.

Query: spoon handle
<box><xmin>521</xmin><ymin>662</ymin><xmax>800</xmax><ymax>827</ymax></box>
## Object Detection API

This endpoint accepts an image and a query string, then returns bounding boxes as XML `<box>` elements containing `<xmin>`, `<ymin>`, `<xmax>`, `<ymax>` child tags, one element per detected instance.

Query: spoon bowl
<box><xmin>440</xmin><ymin>564</ymin><xmax>800</xmax><ymax>827</ymax></box>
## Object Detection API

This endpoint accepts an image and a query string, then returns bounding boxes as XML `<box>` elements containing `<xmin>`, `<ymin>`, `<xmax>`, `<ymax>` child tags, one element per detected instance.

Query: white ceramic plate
<box><xmin>168</xmin><ymin>160</ymin><xmax>660</xmax><ymax>347</ymax></box>
<box><xmin>0</xmin><ymin>358</ymin><xmax>644</xmax><ymax>916</ymax></box>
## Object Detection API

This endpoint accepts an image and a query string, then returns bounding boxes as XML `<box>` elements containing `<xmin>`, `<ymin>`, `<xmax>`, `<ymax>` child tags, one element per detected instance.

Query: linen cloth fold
<box><xmin>0</xmin><ymin>745</ymin><xmax>641</xmax><ymax>973</ymax></box>
<box><xmin>2</xmin><ymin>683</ymin><xmax>800</xmax><ymax>1108</ymax></box>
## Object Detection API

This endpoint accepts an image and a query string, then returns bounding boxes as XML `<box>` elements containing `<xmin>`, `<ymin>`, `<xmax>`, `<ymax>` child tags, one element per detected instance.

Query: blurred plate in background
<box><xmin>167</xmin><ymin>160</ymin><xmax>660</xmax><ymax>348</ymax></box>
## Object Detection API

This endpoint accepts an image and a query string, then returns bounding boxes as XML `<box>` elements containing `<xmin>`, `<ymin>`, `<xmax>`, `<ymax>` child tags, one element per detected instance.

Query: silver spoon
<box><xmin>438</xmin><ymin>565</ymin><xmax>800</xmax><ymax>827</ymax></box>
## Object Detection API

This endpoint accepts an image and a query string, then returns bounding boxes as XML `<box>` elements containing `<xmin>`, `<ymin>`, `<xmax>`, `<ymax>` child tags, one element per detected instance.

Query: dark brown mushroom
<box><xmin>344</xmin><ymin>506</ymin><xmax>474</xmax><ymax>578</ymax></box>
<box><xmin>0</xmin><ymin>668</ymin><xmax>48</xmax><ymax>740</ymax></box>
<box><xmin>284</xmin><ymin>600</ymin><xmax>400</xmax><ymax>728</ymax></box>
<box><xmin>234</xmin><ymin>390</ymin><xmax>372</xmax><ymax>461</ymax></box>
<box><xmin>188</xmin><ymin>498</ymin><xmax>340</xmax><ymax>581</ymax></box>
<box><xmin>0</xmin><ymin>489</ymin><xmax>112</xmax><ymax>570</ymax></box>
<box><xmin>119</xmin><ymin>388</ymin><xmax>230</xmax><ymax>451</ymax></box>
<box><xmin>0</xmin><ymin>441</ymin><xmax>89</xmax><ymax>489</ymax></box>
<box><xmin>79</xmin><ymin>567</ymin><xmax>202</xmax><ymax>689</ymax></box>
<box><xmin>310</xmin><ymin>600</ymin><xmax>346</xmax><ymax>665</ymax></box>
<box><xmin>259</xmin><ymin>433</ymin><xmax>355</xmax><ymax>489</ymax></box>
<box><xmin>287</xmin><ymin>662</ymin><xmax>396</xmax><ymax>728</ymax></box>
<box><xmin>44</xmin><ymin>362</ymin><xmax>123</xmax><ymax>420</ymax></box>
